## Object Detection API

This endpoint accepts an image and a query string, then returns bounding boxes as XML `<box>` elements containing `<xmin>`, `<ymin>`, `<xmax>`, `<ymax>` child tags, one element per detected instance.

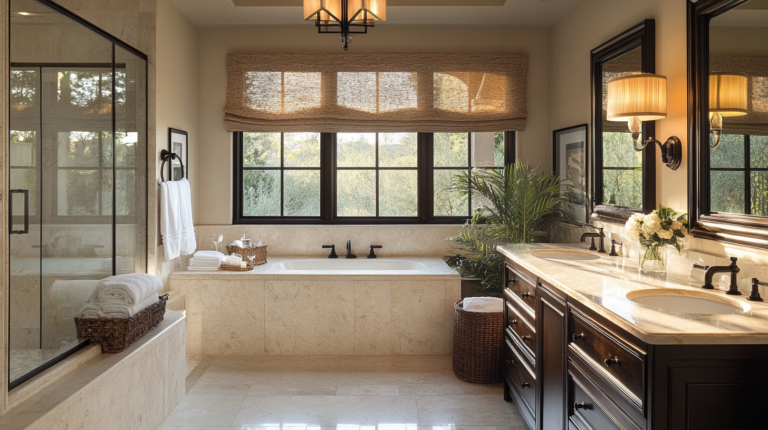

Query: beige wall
<box><xmin>197</xmin><ymin>25</ymin><xmax>552</xmax><ymax>225</ymax></box>
<box><xmin>551</xmin><ymin>0</ymin><xmax>768</xmax><ymax>263</ymax></box>
<box><xmin>155</xmin><ymin>0</ymin><xmax>200</xmax><ymax>282</ymax></box>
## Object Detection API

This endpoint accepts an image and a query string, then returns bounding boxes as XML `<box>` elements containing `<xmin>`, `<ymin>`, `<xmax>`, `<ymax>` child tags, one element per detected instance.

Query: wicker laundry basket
<box><xmin>75</xmin><ymin>294</ymin><xmax>168</xmax><ymax>353</ymax></box>
<box><xmin>226</xmin><ymin>244</ymin><xmax>268</xmax><ymax>266</ymax></box>
<box><xmin>452</xmin><ymin>299</ymin><xmax>504</xmax><ymax>384</ymax></box>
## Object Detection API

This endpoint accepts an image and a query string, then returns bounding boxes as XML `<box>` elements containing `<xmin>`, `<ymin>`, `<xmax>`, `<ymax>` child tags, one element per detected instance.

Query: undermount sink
<box><xmin>626</xmin><ymin>289</ymin><xmax>751</xmax><ymax>315</ymax></box>
<box><xmin>531</xmin><ymin>249</ymin><xmax>601</xmax><ymax>261</ymax></box>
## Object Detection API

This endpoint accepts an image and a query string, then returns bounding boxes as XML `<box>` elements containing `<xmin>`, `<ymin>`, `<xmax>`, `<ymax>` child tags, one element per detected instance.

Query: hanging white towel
<box><xmin>463</xmin><ymin>297</ymin><xmax>503</xmax><ymax>313</ymax></box>
<box><xmin>178</xmin><ymin>178</ymin><xmax>196</xmax><ymax>256</ymax></box>
<box><xmin>160</xmin><ymin>180</ymin><xmax>182</xmax><ymax>260</ymax></box>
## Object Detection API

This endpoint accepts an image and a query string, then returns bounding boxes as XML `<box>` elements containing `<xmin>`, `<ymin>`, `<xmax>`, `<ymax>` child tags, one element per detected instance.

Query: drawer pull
<box><xmin>572</xmin><ymin>332</ymin><xmax>585</xmax><ymax>341</ymax></box>
<box><xmin>521</xmin><ymin>335</ymin><xmax>532</xmax><ymax>342</ymax></box>
<box><xmin>521</xmin><ymin>292</ymin><xmax>532</xmax><ymax>299</ymax></box>
<box><xmin>604</xmin><ymin>356</ymin><xmax>621</xmax><ymax>367</ymax></box>
<box><xmin>521</xmin><ymin>382</ymin><xmax>530</xmax><ymax>388</ymax></box>
<box><xmin>574</xmin><ymin>402</ymin><xmax>588</xmax><ymax>410</ymax></box>
<box><xmin>506</xmin><ymin>279</ymin><xmax>516</xmax><ymax>285</ymax></box>
<box><xmin>509</xmin><ymin>319</ymin><xmax>518</xmax><ymax>325</ymax></box>
<box><xmin>506</xmin><ymin>358</ymin><xmax>515</xmax><ymax>365</ymax></box>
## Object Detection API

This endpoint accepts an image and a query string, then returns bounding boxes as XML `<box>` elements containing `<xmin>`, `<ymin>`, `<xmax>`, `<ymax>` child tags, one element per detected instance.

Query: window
<box><xmin>240</xmin><ymin>132</ymin><xmax>322</xmax><ymax>218</ymax></box>
<box><xmin>601</xmin><ymin>132</ymin><xmax>642</xmax><ymax>208</ymax></box>
<box><xmin>709</xmin><ymin>134</ymin><xmax>768</xmax><ymax>215</ymax></box>
<box><xmin>233</xmin><ymin>131</ymin><xmax>514</xmax><ymax>224</ymax></box>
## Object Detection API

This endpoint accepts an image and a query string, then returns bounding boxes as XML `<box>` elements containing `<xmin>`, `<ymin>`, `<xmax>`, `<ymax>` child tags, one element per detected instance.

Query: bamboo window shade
<box><xmin>710</xmin><ymin>55</ymin><xmax>768</xmax><ymax>136</ymax></box>
<box><xmin>224</xmin><ymin>53</ymin><xmax>528</xmax><ymax>132</ymax></box>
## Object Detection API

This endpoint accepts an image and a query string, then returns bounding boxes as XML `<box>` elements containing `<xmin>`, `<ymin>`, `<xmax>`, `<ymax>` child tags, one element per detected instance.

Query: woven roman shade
<box><xmin>224</xmin><ymin>53</ymin><xmax>528</xmax><ymax>132</ymax></box>
<box><xmin>711</xmin><ymin>55</ymin><xmax>768</xmax><ymax>136</ymax></box>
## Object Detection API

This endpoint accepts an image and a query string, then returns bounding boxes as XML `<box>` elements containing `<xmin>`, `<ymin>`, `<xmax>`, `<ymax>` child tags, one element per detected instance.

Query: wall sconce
<box><xmin>607</xmin><ymin>73</ymin><xmax>682</xmax><ymax>170</ymax></box>
<box><xmin>709</xmin><ymin>72</ymin><xmax>748</xmax><ymax>149</ymax></box>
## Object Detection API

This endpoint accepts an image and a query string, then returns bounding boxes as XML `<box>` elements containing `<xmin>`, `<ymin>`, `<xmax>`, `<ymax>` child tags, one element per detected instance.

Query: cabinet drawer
<box><xmin>568</xmin><ymin>370</ymin><xmax>622</xmax><ymax>430</ymax></box>
<box><xmin>568</xmin><ymin>307</ymin><xmax>646</xmax><ymax>409</ymax></box>
<box><xmin>504</xmin><ymin>337</ymin><xmax>536</xmax><ymax>417</ymax></box>
<box><xmin>568</xmin><ymin>360</ymin><xmax>642</xmax><ymax>430</ymax></box>
<box><xmin>505</xmin><ymin>264</ymin><xmax>536</xmax><ymax>317</ymax></box>
<box><xmin>506</xmin><ymin>302</ymin><xmax>536</xmax><ymax>359</ymax></box>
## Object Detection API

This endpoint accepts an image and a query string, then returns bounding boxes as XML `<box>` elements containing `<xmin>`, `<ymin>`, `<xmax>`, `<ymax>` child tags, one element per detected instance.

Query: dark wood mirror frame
<box><xmin>590</xmin><ymin>20</ymin><xmax>657</xmax><ymax>223</ymax></box>
<box><xmin>687</xmin><ymin>0</ymin><xmax>768</xmax><ymax>249</ymax></box>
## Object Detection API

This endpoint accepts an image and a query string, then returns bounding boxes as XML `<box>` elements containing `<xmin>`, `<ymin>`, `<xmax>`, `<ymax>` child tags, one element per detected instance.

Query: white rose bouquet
<box><xmin>624</xmin><ymin>205</ymin><xmax>688</xmax><ymax>272</ymax></box>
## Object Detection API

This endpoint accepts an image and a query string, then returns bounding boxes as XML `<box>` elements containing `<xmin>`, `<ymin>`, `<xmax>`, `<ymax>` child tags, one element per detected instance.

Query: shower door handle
<box><xmin>9</xmin><ymin>189</ymin><xmax>29</xmax><ymax>234</ymax></box>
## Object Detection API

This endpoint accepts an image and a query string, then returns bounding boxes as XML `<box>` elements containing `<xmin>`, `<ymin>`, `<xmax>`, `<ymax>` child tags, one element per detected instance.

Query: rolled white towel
<box><xmin>49</xmin><ymin>280</ymin><xmax>99</xmax><ymax>306</ymax></box>
<box><xmin>78</xmin><ymin>293</ymin><xmax>158</xmax><ymax>319</ymax></box>
<box><xmin>85</xmin><ymin>273</ymin><xmax>162</xmax><ymax>305</ymax></box>
<box><xmin>463</xmin><ymin>297</ymin><xmax>503</xmax><ymax>313</ymax></box>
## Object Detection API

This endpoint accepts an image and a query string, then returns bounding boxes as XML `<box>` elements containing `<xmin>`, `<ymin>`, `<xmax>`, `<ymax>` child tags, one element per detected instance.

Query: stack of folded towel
<box><xmin>78</xmin><ymin>273</ymin><xmax>162</xmax><ymax>319</ymax></box>
<box><xmin>187</xmin><ymin>250</ymin><xmax>225</xmax><ymax>271</ymax></box>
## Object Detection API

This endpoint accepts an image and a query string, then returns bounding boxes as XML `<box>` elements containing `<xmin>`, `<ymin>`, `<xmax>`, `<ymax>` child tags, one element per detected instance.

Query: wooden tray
<box><xmin>220</xmin><ymin>264</ymin><xmax>255</xmax><ymax>272</ymax></box>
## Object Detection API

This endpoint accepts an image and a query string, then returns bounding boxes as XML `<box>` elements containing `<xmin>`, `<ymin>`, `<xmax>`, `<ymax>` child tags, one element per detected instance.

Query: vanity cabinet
<box><xmin>502</xmin><ymin>257</ymin><xmax>768</xmax><ymax>430</ymax></box>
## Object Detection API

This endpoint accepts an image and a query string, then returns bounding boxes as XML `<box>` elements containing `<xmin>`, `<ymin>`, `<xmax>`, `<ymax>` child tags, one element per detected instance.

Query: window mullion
<box><xmin>375</xmin><ymin>133</ymin><xmax>380</xmax><ymax>217</ymax></box>
<box><xmin>746</xmin><ymin>134</ymin><xmax>752</xmax><ymax>215</ymax></box>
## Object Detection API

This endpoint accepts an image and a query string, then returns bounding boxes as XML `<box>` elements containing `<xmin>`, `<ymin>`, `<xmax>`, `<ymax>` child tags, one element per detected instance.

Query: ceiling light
<box><xmin>304</xmin><ymin>0</ymin><xmax>386</xmax><ymax>51</ymax></box>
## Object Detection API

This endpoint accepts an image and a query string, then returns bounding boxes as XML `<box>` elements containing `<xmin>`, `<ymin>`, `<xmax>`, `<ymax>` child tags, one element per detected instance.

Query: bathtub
<box><xmin>170</xmin><ymin>256</ymin><xmax>461</xmax><ymax>356</ymax></box>
<box><xmin>279</xmin><ymin>259</ymin><xmax>425</xmax><ymax>271</ymax></box>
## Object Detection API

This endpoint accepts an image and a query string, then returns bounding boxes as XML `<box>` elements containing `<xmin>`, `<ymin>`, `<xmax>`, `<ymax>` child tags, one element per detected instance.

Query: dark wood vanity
<box><xmin>502</xmin><ymin>257</ymin><xmax>768</xmax><ymax>430</ymax></box>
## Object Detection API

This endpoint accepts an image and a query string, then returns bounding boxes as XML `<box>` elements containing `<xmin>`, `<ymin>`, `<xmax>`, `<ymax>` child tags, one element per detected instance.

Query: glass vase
<box><xmin>638</xmin><ymin>242</ymin><xmax>667</xmax><ymax>275</ymax></box>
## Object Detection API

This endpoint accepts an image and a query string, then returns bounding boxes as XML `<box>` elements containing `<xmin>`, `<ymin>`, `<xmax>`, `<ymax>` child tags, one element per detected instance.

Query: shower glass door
<box><xmin>9</xmin><ymin>0</ymin><xmax>147</xmax><ymax>389</ymax></box>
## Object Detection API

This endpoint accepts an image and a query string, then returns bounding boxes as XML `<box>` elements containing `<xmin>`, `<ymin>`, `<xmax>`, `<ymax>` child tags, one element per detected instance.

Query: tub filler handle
<box><xmin>368</xmin><ymin>245</ymin><xmax>382</xmax><ymax>259</ymax></box>
<box><xmin>322</xmin><ymin>245</ymin><xmax>338</xmax><ymax>259</ymax></box>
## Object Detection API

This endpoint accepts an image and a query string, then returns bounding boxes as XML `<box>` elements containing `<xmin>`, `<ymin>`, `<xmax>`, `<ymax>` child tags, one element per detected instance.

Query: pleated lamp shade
<box><xmin>606</xmin><ymin>73</ymin><xmax>667</xmax><ymax>122</ymax></box>
<box><xmin>710</xmin><ymin>72</ymin><xmax>748</xmax><ymax>117</ymax></box>
<box><xmin>304</xmin><ymin>0</ymin><xmax>386</xmax><ymax>22</ymax></box>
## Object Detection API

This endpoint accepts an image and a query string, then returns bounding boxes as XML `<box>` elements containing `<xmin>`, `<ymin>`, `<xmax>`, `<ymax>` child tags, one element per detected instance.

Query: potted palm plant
<box><xmin>445</xmin><ymin>161</ymin><xmax>577</xmax><ymax>297</ymax></box>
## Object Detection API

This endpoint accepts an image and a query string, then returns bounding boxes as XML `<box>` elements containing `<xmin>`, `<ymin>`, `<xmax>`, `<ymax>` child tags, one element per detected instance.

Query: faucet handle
<box><xmin>368</xmin><ymin>245</ymin><xmax>382</xmax><ymax>259</ymax></box>
<box><xmin>609</xmin><ymin>240</ymin><xmax>622</xmax><ymax>257</ymax></box>
<box><xmin>322</xmin><ymin>245</ymin><xmax>338</xmax><ymax>259</ymax></box>
<box><xmin>750</xmin><ymin>278</ymin><xmax>766</xmax><ymax>302</ymax></box>
<box><xmin>693</xmin><ymin>264</ymin><xmax>709</xmax><ymax>270</ymax></box>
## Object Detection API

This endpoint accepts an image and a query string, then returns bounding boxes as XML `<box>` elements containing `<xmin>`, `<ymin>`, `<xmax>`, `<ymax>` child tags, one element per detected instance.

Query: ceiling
<box><xmin>169</xmin><ymin>0</ymin><xmax>582</xmax><ymax>27</ymax></box>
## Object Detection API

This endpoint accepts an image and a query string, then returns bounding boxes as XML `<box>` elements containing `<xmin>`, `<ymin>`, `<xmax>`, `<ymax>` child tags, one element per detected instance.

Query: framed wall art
<box><xmin>553</xmin><ymin>124</ymin><xmax>589</xmax><ymax>223</ymax></box>
<box><xmin>168</xmin><ymin>128</ymin><xmax>188</xmax><ymax>181</ymax></box>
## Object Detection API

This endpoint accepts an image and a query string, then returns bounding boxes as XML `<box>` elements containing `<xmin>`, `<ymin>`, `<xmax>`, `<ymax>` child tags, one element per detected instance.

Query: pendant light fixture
<box><xmin>304</xmin><ymin>0</ymin><xmax>386</xmax><ymax>51</ymax></box>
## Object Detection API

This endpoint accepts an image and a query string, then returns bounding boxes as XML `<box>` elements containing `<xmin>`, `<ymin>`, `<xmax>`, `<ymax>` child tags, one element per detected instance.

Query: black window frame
<box><xmin>233</xmin><ymin>131</ymin><xmax>516</xmax><ymax>225</ymax></box>
<box><xmin>708</xmin><ymin>134</ymin><xmax>768</xmax><ymax>216</ymax></box>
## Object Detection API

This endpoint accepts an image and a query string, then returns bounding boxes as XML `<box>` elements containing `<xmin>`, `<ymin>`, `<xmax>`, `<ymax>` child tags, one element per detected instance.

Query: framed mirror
<box><xmin>590</xmin><ymin>20</ymin><xmax>657</xmax><ymax>222</ymax></box>
<box><xmin>689</xmin><ymin>0</ymin><xmax>768</xmax><ymax>248</ymax></box>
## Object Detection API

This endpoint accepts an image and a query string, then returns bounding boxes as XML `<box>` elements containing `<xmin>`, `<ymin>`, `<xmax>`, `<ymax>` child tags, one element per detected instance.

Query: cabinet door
<box><xmin>539</xmin><ymin>283</ymin><xmax>567</xmax><ymax>430</ymax></box>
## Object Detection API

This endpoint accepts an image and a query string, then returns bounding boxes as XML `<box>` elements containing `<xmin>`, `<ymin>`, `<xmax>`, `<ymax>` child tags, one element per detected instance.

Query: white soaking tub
<box><xmin>279</xmin><ymin>259</ymin><xmax>425</xmax><ymax>271</ymax></box>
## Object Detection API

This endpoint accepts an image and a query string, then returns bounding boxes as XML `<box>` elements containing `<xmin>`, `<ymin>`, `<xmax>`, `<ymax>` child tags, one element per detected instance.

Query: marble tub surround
<box><xmin>0</xmin><ymin>310</ymin><xmax>185</xmax><ymax>430</ymax></box>
<box><xmin>170</xmin><ymin>258</ymin><xmax>460</xmax><ymax>356</ymax></box>
<box><xmin>161</xmin><ymin>355</ymin><xmax>527</xmax><ymax>429</ymax></box>
<box><xmin>498</xmin><ymin>243</ymin><xmax>768</xmax><ymax>345</ymax></box>
<box><xmin>194</xmin><ymin>224</ymin><xmax>463</xmax><ymax>257</ymax></box>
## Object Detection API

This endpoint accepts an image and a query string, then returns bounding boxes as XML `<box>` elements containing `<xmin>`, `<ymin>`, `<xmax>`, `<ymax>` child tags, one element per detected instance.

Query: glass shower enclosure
<box><xmin>8</xmin><ymin>0</ymin><xmax>147</xmax><ymax>388</ymax></box>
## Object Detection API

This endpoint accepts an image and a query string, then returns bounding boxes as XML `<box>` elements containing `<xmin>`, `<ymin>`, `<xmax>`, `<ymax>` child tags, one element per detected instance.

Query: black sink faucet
<box><xmin>346</xmin><ymin>239</ymin><xmax>357</xmax><ymax>259</ymax></box>
<box><xmin>703</xmin><ymin>257</ymin><xmax>741</xmax><ymax>295</ymax></box>
<box><xmin>580</xmin><ymin>225</ymin><xmax>606</xmax><ymax>253</ymax></box>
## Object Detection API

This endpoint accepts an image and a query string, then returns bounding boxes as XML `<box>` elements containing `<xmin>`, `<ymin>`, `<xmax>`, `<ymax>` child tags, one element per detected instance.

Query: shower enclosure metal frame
<box><xmin>6</xmin><ymin>0</ymin><xmax>148</xmax><ymax>390</ymax></box>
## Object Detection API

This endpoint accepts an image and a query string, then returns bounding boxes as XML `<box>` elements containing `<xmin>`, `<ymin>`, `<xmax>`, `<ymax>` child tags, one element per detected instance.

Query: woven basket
<box><xmin>74</xmin><ymin>294</ymin><xmax>168</xmax><ymax>353</ymax></box>
<box><xmin>452</xmin><ymin>299</ymin><xmax>504</xmax><ymax>384</ymax></box>
<box><xmin>226</xmin><ymin>245</ymin><xmax>268</xmax><ymax>266</ymax></box>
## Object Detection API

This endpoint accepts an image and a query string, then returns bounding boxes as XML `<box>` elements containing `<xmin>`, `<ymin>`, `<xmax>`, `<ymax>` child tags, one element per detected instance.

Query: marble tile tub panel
<box><xmin>312</xmin><ymin>281</ymin><xmax>355</xmax><ymax>355</ymax></box>
<box><xmin>265</xmin><ymin>280</ymin><xmax>316</xmax><ymax>355</ymax></box>
<box><xmin>391</xmin><ymin>281</ymin><xmax>449</xmax><ymax>355</ymax></box>
<box><xmin>354</xmin><ymin>281</ymin><xmax>392</xmax><ymax>355</ymax></box>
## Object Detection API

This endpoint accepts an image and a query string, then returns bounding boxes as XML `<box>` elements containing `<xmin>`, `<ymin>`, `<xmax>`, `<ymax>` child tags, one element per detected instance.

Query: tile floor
<box><xmin>161</xmin><ymin>356</ymin><xmax>527</xmax><ymax>430</ymax></box>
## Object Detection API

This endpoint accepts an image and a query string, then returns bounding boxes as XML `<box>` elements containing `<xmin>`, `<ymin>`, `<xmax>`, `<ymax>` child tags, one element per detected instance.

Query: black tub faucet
<box><xmin>580</xmin><ymin>225</ymin><xmax>606</xmax><ymax>253</ymax></box>
<box><xmin>368</xmin><ymin>245</ymin><xmax>382</xmax><ymax>259</ymax></box>
<box><xmin>346</xmin><ymin>239</ymin><xmax>357</xmax><ymax>259</ymax></box>
<box><xmin>702</xmin><ymin>257</ymin><xmax>741</xmax><ymax>295</ymax></box>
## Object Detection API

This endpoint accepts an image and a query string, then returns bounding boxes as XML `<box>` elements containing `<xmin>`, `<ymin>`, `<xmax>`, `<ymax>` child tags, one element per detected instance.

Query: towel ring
<box><xmin>160</xmin><ymin>149</ymin><xmax>185</xmax><ymax>182</ymax></box>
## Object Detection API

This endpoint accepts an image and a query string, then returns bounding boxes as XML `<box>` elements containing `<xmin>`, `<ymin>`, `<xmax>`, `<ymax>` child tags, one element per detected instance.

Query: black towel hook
<box><xmin>160</xmin><ymin>149</ymin><xmax>185</xmax><ymax>182</ymax></box>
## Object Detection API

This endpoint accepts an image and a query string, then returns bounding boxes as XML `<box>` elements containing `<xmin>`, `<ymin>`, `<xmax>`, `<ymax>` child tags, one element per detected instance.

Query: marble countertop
<box><xmin>498</xmin><ymin>243</ymin><xmax>768</xmax><ymax>345</ymax></box>
<box><xmin>170</xmin><ymin>256</ymin><xmax>460</xmax><ymax>280</ymax></box>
